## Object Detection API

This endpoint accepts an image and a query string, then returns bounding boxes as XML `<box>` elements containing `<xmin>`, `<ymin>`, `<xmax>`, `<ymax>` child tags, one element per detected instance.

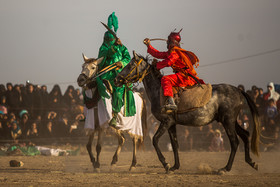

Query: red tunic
<box><xmin>147</xmin><ymin>45</ymin><xmax>204</xmax><ymax>97</ymax></box>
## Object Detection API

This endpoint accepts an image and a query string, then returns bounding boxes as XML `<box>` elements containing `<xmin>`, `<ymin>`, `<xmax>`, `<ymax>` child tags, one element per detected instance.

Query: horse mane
<box><xmin>135</xmin><ymin>54</ymin><xmax>163</xmax><ymax>81</ymax></box>
<box><xmin>145</xmin><ymin>55</ymin><xmax>163</xmax><ymax>81</ymax></box>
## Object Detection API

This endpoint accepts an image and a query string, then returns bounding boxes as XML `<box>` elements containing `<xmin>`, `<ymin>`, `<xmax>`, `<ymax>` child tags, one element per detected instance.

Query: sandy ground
<box><xmin>0</xmin><ymin>146</ymin><xmax>280</xmax><ymax>186</ymax></box>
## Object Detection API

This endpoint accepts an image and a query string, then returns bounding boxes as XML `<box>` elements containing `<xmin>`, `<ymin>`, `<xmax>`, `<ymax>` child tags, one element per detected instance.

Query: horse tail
<box><xmin>241</xmin><ymin>90</ymin><xmax>260</xmax><ymax>156</ymax></box>
<box><xmin>137</xmin><ymin>95</ymin><xmax>148</xmax><ymax>150</ymax></box>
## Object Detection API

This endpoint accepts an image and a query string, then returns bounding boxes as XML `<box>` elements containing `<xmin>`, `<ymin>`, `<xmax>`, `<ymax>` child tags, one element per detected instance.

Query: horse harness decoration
<box><xmin>118</xmin><ymin>58</ymin><xmax>150</xmax><ymax>85</ymax></box>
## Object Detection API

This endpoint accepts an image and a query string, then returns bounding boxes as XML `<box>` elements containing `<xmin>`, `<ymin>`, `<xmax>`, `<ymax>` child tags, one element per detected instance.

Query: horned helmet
<box><xmin>167</xmin><ymin>29</ymin><xmax>182</xmax><ymax>50</ymax></box>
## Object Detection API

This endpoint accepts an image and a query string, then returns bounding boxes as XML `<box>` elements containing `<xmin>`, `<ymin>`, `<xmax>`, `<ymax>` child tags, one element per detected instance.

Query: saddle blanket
<box><xmin>161</xmin><ymin>84</ymin><xmax>212</xmax><ymax>113</ymax></box>
<box><xmin>84</xmin><ymin>89</ymin><xmax>143</xmax><ymax>138</ymax></box>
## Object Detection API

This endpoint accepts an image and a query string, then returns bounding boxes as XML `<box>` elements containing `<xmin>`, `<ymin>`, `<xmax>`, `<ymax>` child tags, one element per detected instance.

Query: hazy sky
<box><xmin>0</xmin><ymin>0</ymin><xmax>280</xmax><ymax>93</ymax></box>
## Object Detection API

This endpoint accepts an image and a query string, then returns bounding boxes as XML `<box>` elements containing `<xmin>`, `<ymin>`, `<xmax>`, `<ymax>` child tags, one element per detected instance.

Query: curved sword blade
<box><xmin>101</xmin><ymin>21</ymin><xmax>118</xmax><ymax>39</ymax></box>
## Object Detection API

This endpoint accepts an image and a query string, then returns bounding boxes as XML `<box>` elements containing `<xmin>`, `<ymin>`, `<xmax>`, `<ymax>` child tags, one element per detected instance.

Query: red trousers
<box><xmin>161</xmin><ymin>72</ymin><xmax>203</xmax><ymax>97</ymax></box>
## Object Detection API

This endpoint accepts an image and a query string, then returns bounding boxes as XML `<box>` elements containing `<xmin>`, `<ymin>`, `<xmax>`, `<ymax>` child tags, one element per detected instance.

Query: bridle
<box><xmin>78</xmin><ymin>62</ymin><xmax>99</xmax><ymax>89</ymax></box>
<box><xmin>118</xmin><ymin>58</ymin><xmax>150</xmax><ymax>85</ymax></box>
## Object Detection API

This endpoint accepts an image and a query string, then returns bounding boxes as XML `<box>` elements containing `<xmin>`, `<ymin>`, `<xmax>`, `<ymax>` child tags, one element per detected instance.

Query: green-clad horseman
<box><xmin>97</xmin><ymin>12</ymin><xmax>136</xmax><ymax>128</ymax></box>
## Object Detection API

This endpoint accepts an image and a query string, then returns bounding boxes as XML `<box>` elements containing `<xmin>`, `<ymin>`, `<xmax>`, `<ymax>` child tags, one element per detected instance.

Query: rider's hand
<box><xmin>143</xmin><ymin>38</ymin><xmax>151</xmax><ymax>47</ymax></box>
<box><xmin>115</xmin><ymin>61</ymin><xmax>123</xmax><ymax>70</ymax></box>
<box><xmin>115</xmin><ymin>38</ymin><xmax>122</xmax><ymax>46</ymax></box>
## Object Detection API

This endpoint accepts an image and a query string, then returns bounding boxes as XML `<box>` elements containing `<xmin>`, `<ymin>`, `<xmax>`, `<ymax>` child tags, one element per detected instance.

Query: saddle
<box><xmin>160</xmin><ymin>84</ymin><xmax>212</xmax><ymax>113</ymax></box>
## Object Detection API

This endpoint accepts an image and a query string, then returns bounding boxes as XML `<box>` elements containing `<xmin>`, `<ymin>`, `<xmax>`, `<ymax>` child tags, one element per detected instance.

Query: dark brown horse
<box><xmin>114</xmin><ymin>51</ymin><xmax>260</xmax><ymax>174</ymax></box>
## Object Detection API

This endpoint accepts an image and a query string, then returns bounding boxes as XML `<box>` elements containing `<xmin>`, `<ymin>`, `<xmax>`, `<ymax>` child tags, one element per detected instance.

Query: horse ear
<box><xmin>95</xmin><ymin>57</ymin><xmax>104</xmax><ymax>65</ymax></box>
<box><xmin>82</xmin><ymin>53</ymin><xmax>89</xmax><ymax>62</ymax></box>
<box><xmin>133</xmin><ymin>50</ymin><xmax>139</xmax><ymax>60</ymax></box>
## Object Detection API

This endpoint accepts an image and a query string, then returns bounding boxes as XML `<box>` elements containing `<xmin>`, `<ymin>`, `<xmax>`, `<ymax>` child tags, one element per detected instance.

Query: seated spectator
<box><xmin>19</xmin><ymin>110</ymin><xmax>30</xmax><ymax>139</ymax></box>
<box><xmin>69</xmin><ymin>120</ymin><xmax>84</xmax><ymax>137</ymax></box>
<box><xmin>42</xmin><ymin>120</ymin><xmax>55</xmax><ymax>138</ymax></box>
<box><xmin>26</xmin><ymin>121</ymin><xmax>39</xmax><ymax>140</ymax></box>
<box><xmin>209</xmin><ymin>129</ymin><xmax>224</xmax><ymax>152</ymax></box>
<box><xmin>7</xmin><ymin>112</ymin><xmax>17</xmax><ymax>129</ymax></box>
<box><xmin>55</xmin><ymin>113</ymin><xmax>70</xmax><ymax>137</ymax></box>
<box><xmin>47</xmin><ymin>111</ymin><xmax>57</xmax><ymax>121</ymax></box>
<box><xmin>10</xmin><ymin>120</ymin><xmax>22</xmax><ymax>142</ymax></box>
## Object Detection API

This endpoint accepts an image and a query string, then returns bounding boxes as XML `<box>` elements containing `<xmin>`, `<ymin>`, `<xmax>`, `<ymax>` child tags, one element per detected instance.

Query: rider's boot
<box><xmin>165</xmin><ymin>96</ymin><xmax>177</xmax><ymax>113</ymax></box>
<box><xmin>109</xmin><ymin>112</ymin><xmax>119</xmax><ymax>129</ymax></box>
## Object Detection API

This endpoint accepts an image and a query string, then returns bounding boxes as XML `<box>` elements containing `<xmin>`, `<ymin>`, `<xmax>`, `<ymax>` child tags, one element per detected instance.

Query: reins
<box><xmin>118</xmin><ymin>58</ymin><xmax>150</xmax><ymax>84</ymax></box>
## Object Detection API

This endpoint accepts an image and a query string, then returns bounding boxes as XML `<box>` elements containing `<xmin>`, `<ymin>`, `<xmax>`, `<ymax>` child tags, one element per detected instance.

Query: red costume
<box><xmin>147</xmin><ymin>45</ymin><xmax>205</xmax><ymax>97</ymax></box>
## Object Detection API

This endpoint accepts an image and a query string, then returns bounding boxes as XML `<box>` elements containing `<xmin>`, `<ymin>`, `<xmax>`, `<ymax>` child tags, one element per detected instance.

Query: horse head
<box><xmin>77</xmin><ymin>53</ymin><xmax>103</xmax><ymax>87</ymax></box>
<box><xmin>114</xmin><ymin>51</ymin><xmax>150</xmax><ymax>87</ymax></box>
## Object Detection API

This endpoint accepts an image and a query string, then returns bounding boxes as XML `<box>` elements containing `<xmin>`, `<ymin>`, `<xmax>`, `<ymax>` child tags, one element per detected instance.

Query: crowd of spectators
<box><xmin>0</xmin><ymin>81</ymin><xmax>280</xmax><ymax>152</ymax></box>
<box><xmin>0</xmin><ymin>83</ymin><xmax>85</xmax><ymax>145</ymax></box>
<box><xmin>142</xmin><ymin>82</ymin><xmax>280</xmax><ymax>152</ymax></box>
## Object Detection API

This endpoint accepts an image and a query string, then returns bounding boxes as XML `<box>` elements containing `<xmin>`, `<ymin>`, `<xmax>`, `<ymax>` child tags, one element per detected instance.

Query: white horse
<box><xmin>77</xmin><ymin>54</ymin><xmax>147</xmax><ymax>172</ymax></box>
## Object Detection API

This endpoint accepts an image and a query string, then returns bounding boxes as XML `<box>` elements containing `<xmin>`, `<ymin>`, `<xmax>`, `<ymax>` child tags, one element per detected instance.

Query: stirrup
<box><xmin>165</xmin><ymin>104</ymin><xmax>177</xmax><ymax>110</ymax></box>
<box><xmin>165</xmin><ymin>105</ymin><xmax>177</xmax><ymax>114</ymax></box>
<box><xmin>163</xmin><ymin>96</ymin><xmax>177</xmax><ymax>113</ymax></box>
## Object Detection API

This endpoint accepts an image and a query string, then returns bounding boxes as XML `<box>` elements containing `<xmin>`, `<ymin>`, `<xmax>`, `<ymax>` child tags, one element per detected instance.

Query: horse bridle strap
<box><xmin>119</xmin><ymin>58</ymin><xmax>149</xmax><ymax>84</ymax></box>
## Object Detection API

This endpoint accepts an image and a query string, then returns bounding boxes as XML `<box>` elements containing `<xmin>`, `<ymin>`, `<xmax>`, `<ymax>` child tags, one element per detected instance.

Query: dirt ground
<box><xmin>0</xmin><ymin>146</ymin><xmax>280</xmax><ymax>186</ymax></box>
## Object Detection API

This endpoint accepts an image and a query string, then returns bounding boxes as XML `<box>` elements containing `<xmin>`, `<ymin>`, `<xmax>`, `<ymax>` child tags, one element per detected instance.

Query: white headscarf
<box><xmin>267</xmin><ymin>82</ymin><xmax>280</xmax><ymax>102</ymax></box>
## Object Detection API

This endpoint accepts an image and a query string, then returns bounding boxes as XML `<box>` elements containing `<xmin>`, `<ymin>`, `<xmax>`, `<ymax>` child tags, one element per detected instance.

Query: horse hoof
<box><xmin>216</xmin><ymin>168</ymin><xmax>227</xmax><ymax>175</ymax></box>
<box><xmin>253</xmin><ymin>163</ymin><xmax>258</xmax><ymax>171</ymax></box>
<box><xmin>94</xmin><ymin>168</ymin><xmax>101</xmax><ymax>173</ymax></box>
<box><xmin>165</xmin><ymin>164</ymin><xmax>171</xmax><ymax>174</ymax></box>
<box><xmin>129</xmin><ymin>166</ymin><xmax>136</xmax><ymax>172</ymax></box>
<box><xmin>110</xmin><ymin>164</ymin><xmax>117</xmax><ymax>171</ymax></box>
<box><xmin>170</xmin><ymin>166</ymin><xmax>178</xmax><ymax>172</ymax></box>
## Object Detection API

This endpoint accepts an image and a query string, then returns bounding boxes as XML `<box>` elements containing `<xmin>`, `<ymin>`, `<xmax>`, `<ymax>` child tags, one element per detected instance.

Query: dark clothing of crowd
<box><xmin>0</xmin><ymin>83</ymin><xmax>85</xmax><ymax>144</ymax></box>
<box><xmin>1</xmin><ymin>82</ymin><xmax>280</xmax><ymax>152</ymax></box>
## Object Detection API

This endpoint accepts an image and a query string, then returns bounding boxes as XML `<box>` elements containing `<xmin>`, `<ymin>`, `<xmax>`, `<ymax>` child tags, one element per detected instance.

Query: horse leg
<box><xmin>168</xmin><ymin>124</ymin><xmax>180</xmax><ymax>172</ymax></box>
<box><xmin>129</xmin><ymin>137</ymin><xmax>138</xmax><ymax>171</ymax></box>
<box><xmin>111</xmin><ymin>131</ymin><xmax>125</xmax><ymax>166</ymax></box>
<box><xmin>86</xmin><ymin>132</ymin><xmax>95</xmax><ymax>169</ymax></box>
<box><xmin>153</xmin><ymin>121</ymin><xmax>172</xmax><ymax>173</ymax></box>
<box><xmin>94</xmin><ymin>129</ymin><xmax>103</xmax><ymax>172</ymax></box>
<box><xmin>235</xmin><ymin>122</ymin><xmax>258</xmax><ymax>170</ymax></box>
<box><xmin>220</xmin><ymin>121</ymin><xmax>239</xmax><ymax>173</ymax></box>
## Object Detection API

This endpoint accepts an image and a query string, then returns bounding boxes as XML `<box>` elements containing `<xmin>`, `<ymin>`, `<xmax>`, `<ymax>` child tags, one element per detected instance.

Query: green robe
<box><xmin>98</xmin><ymin>41</ymin><xmax>136</xmax><ymax>117</ymax></box>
